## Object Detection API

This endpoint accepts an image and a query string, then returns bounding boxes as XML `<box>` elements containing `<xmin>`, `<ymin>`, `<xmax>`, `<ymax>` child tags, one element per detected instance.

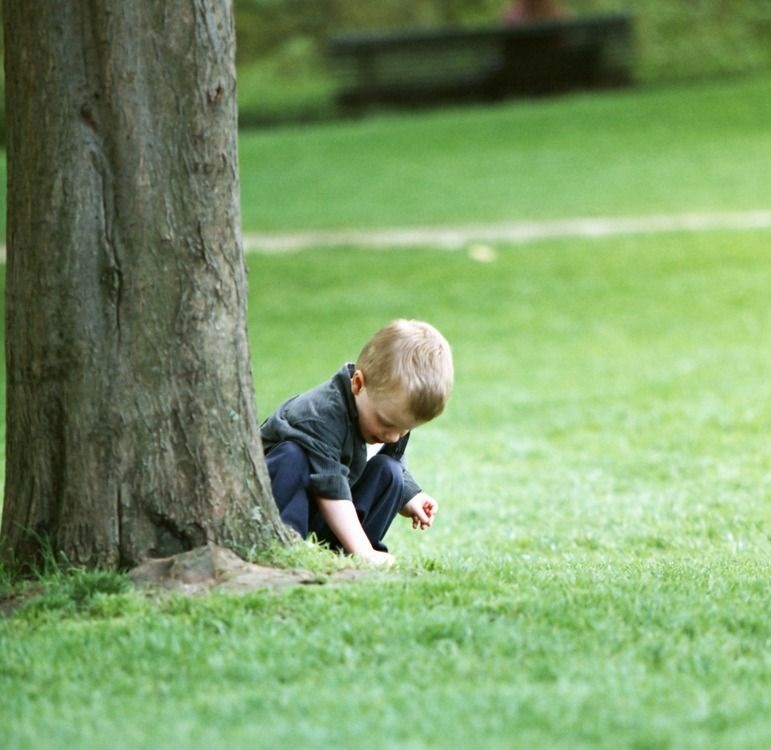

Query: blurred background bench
<box><xmin>328</xmin><ymin>13</ymin><xmax>634</xmax><ymax>112</ymax></box>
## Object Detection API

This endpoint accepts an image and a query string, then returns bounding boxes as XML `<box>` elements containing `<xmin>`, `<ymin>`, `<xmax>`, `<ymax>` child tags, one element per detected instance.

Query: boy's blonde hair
<box><xmin>356</xmin><ymin>319</ymin><xmax>454</xmax><ymax>422</ymax></box>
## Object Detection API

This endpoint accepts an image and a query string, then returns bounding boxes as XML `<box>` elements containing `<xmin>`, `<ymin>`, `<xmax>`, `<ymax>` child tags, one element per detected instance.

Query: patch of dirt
<box><xmin>241</xmin><ymin>210</ymin><xmax>771</xmax><ymax>253</ymax></box>
<box><xmin>3</xmin><ymin>211</ymin><xmax>770</xmax><ymax>264</ymax></box>
<box><xmin>128</xmin><ymin>543</ymin><xmax>370</xmax><ymax>596</ymax></box>
<box><xmin>0</xmin><ymin>585</ymin><xmax>43</xmax><ymax>618</ymax></box>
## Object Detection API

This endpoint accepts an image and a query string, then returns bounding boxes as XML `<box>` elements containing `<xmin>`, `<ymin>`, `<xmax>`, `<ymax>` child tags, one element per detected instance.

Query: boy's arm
<box><xmin>316</xmin><ymin>498</ymin><xmax>395</xmax><ymax>566</ymax></box>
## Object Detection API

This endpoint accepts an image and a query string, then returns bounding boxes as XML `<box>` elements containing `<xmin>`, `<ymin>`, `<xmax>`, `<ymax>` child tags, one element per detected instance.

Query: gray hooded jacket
<box><xmin>260</xmin><ymin>363</ymin><xmax>421</xmax><ymax>505</ymax></box>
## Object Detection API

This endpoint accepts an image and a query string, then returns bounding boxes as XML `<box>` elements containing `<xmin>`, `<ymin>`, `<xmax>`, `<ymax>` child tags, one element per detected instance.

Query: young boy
<box><xmin>261</xmin><ymin>319</ymin><xmax>453</xmax><ymax>566</ymax></box>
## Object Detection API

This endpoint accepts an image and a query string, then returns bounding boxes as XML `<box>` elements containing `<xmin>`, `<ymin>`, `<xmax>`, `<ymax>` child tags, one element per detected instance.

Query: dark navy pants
<box><xmin>265</xmin><ymin>441</ymin><xmax>404</xmax><ymax>552</ymax></box>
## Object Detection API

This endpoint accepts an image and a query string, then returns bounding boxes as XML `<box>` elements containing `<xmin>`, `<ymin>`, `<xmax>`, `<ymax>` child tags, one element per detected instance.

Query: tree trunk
<box><xmin>1</xmin><ymin>0</ymin><xmax>291</xmax><ymax>569</ymax></box>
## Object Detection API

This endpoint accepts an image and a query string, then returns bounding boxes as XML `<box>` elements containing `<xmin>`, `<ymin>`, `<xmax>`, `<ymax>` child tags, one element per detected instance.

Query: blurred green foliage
<box><xmin>570</xmin><ymin>0</ymin><xmax>771</xmax><ymax>81</ymax></box>
<box><xmin>232</xmin><ymin>0</ymin><xmax>506</xmax><ymax>126</ymax></box>
<box><xmin>0</xmin><ymin>2</ymin><xmax>769</xmax><ymax>133</ymax></box>
<box><xmin>234</xmin><ymin>0</ymin><xmax>771</xmax><ymax>79</ymax></box>
<box><xmin>234</xmin><ymin>0</ymin><xmax>503</xmax><ymax>64</ymax></box>
<box><xmin>233</xmin><ymin>0</ymin><xmax>771</xmax><ymax>126</ymax></box>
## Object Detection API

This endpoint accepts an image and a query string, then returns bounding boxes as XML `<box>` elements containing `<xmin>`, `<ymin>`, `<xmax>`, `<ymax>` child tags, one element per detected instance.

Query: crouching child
<box><xmin>260</xmin><ymin>319</ymin><xmax>454</xmax><ymax>566</ymax></box>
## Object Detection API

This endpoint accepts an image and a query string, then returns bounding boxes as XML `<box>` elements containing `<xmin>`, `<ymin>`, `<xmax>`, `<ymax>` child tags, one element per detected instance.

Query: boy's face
<box><xmin>351</xmin><ymin>369</ymin><xmax>422</xmax><ymax>444</ymax></box>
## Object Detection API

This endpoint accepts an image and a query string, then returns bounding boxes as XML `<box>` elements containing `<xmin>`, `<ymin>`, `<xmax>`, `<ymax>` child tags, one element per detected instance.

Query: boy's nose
<box><xmin>382</xmin><ymin>431</ymin><xmax>401</xmax><ymax>444</ymax></box>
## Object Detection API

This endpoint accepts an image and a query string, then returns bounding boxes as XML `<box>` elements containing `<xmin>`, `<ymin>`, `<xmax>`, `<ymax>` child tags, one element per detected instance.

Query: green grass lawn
<box><xmin>2</xmin><ymin>76</ymin><xmax>771</xmax><ymax>749</ymax></box>
<box><xmin>3</xmin><ymin>230</ymin><xmax>771</xmax><ymax>750</ymax></box>
<box><xmin>1</xmin><ymin>74</ymin><xmax>770</xmax><ymax>240</ymax></box>
<box><xmin>238</xmin><ymin>74</ymin><xmax>771</xmax><ymax>232</ymax></box>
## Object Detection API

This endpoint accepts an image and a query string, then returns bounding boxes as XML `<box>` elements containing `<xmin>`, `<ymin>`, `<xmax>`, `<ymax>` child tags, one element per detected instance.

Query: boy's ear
<box><xmin>351</xmin><ymin>369</ymin><xmax>365</xmax><ymax>395</ymax></box>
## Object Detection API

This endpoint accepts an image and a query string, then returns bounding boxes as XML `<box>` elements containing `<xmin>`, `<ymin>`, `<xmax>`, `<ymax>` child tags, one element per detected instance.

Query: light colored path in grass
<box><xmin>1</xmin><ymin>210</ymin><xmax>769</xmax><ymax>263</ymax></box>
<box><xmin>243</xmin><ymin>210</ymin><xmax>771</xmax><ymax>253</ymax></box>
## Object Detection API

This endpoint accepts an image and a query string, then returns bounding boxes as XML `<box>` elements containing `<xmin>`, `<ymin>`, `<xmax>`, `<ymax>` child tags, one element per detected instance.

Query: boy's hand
<box><xmin>316</xmin><ymin>497</ymin><xmax>396</xmax><ymax>566</ymax></box>
<box><xmin>356</xmin><ymin>548</ymin><xmax>396</xmax><ymax>567</ymax></box>
<box><xmin>400</xmin><ymin>492</ymin><xmax>438</xmax><ymax>530</ymax></box>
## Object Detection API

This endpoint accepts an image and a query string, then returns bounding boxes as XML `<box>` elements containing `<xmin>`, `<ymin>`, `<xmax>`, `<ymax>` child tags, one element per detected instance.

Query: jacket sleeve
<box><xmin>401</xmin><ymin>467</ymin><xmax>422</xmax><ymax>506</ymax></box>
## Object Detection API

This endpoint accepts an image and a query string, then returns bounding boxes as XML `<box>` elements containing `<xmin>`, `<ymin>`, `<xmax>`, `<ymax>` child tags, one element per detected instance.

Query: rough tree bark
<box><xmin>1</xmin><ymin>0</ymin><xmax>292</xmax><ymax>568</ymax></box>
